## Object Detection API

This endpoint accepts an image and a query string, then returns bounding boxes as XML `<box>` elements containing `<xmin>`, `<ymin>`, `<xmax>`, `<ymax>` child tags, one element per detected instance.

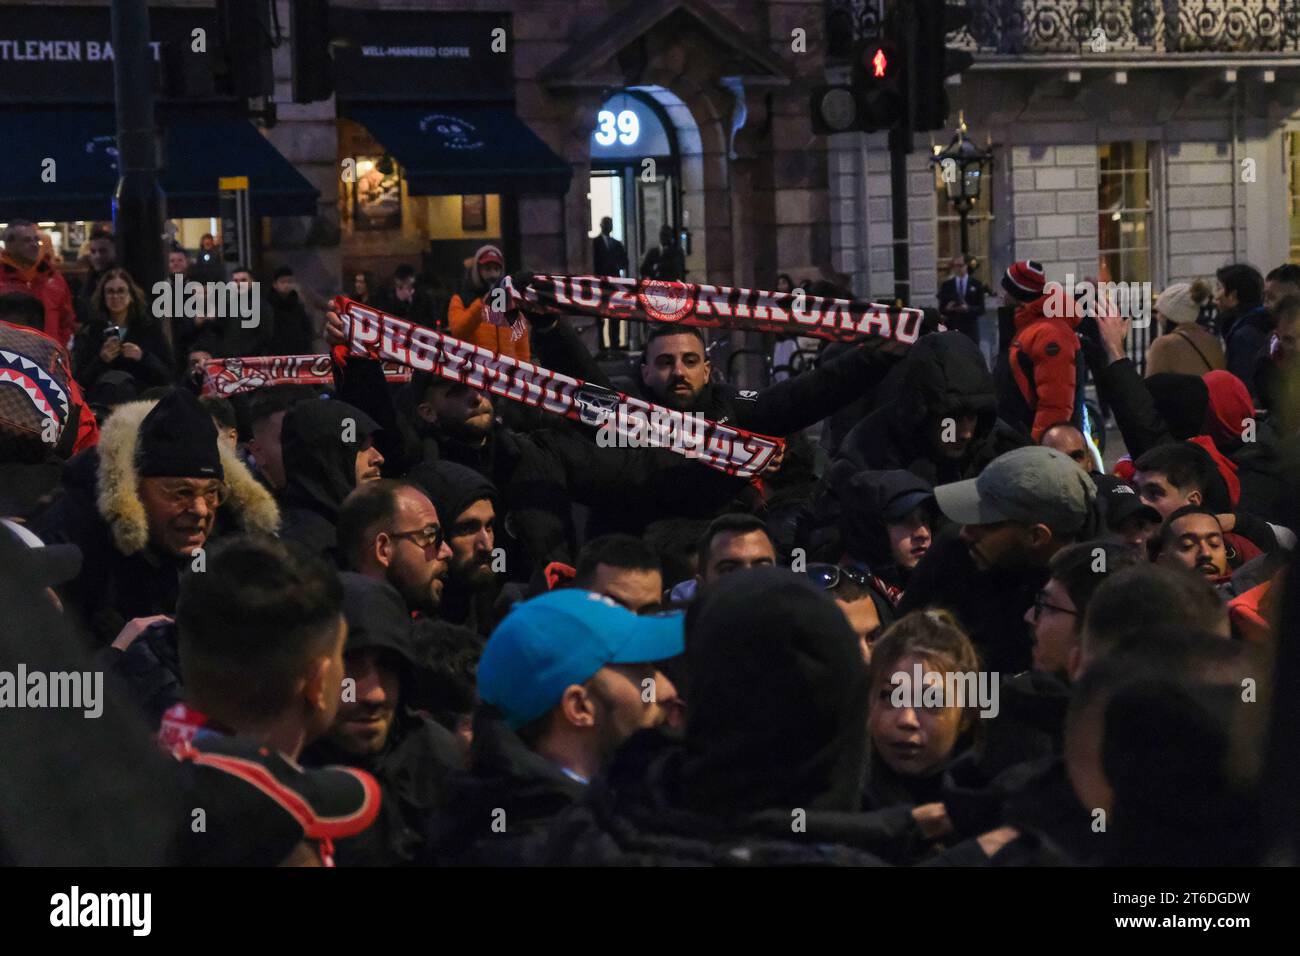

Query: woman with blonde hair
<box><xmin>865</xmin><ymin>609</ymin><xmax>984</xmax><ymax>808</ymax></box>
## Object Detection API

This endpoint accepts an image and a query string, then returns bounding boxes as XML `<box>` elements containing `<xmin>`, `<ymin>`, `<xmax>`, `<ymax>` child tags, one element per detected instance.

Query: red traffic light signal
<box><xmin>856</xmin><ymin>42</ymin><xmax>900</xmax><ymax>85</ymax></box>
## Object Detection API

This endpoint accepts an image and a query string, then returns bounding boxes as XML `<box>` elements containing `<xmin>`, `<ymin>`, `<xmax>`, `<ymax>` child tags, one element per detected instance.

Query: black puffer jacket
<box><xmin>277</xmin><ymin>399</ymin><xmax>378</xmax><ymax>563</ymax></box>
<box><xmin>837</xmin><ymin>332</ymin><xmax>1028</xmax><ymax>486</ymax></box>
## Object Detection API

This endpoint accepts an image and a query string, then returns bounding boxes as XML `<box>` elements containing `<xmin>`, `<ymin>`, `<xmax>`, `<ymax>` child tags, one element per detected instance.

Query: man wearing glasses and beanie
<box><xmin>31</xmin><ymin>388</ymin><xmax>280</xmax><ymax>645</ymax></box>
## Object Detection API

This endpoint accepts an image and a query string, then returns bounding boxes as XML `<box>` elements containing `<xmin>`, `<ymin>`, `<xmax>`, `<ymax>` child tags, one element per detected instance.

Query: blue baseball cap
<box><xmin>477</xmin><ymin>589</ymin><xmax>685</xmax><ymax>730</ymax></box>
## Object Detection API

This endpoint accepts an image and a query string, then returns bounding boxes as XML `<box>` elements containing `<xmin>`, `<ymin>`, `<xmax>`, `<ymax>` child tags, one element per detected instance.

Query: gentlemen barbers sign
<box><xmin>0</xmin><ymin>6</ymin><xmax>216</xmax><ymax>102</ymax></box>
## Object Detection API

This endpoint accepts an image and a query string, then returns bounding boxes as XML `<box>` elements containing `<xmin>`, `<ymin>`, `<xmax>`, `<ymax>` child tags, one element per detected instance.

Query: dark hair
<box><xmin>1082</xmin><ymin>563</ymin><xmax>1227</xmax><ymax>661</ymax></box>
<box><xmin>199</xmin><ymin>395</ymin><xmax>237</xmax><ymax>432</ymax></box>
<box><xmin>337</xmin><ymin>479</ymin><xmax>416</xmax><ymax>570</ymax></box>
<box><xmin>273</xmin><ymin>266</ymin><xmax>294</xmax><ymax>281</ymax></box>
<box><xmin>697</xmin><ymin>513</ymin><xmax>772</xmax><ymax>568</ymax></box>
<box><xmin>1133</xmin><ymin>442</ymin><xmax>1219</xmax><ymax>497</ymax></box>
<box><xmin>1272</xmin><ymin>293</ymin><xmax>1300</xmax><ymax>326</ymax></box>
<box><xmin>90</xmin><ymin>267</ymin><xmax>148</xmax><ymax>323</ymax></box>
<box><xmin>1153</xmin><ymin>505</ymin><xmax>1222</xmax><ymax>557</ymax></box>
<box><xmin>1215</xmin><ymin>263</ymin><xmax>1263</xmax><ymax>310</ymax></box>
<box><xmin>176</xmin><ymin>535</ymin><xmax>343</xmax><ymax>721</ymax></box>
<box><xmin>641</xmin><ymin>323</ymin><xmax>707</xmax><ymax>363</ymax></box>
<box><xmin>1048</xmin><ymin>541</ymin><xmax>1142</xmax><ymax>618</ymax></box>
<box><xmin>230</xmin><ymin>264</ymin><xmax>252</xmax><ymax>277</ymax></box>
<box><xmin>246</xmin><ymin>385</ymin><xmax>311</xmax><ymax>428</ymax></box>
<box><xmin>1265</xmin><ymin>263</ymin><xmax>1300</xmax><ymax>285</ymax></box>
<box><xmin>394</xmin><ymin>264</ymin><xmax>416</xmax><ymax>282</ymax></box>
<box><xmin>415</xmin><ymin>620</ymin><xmax>486</xmax><ymax>719</ymax></box>
<box><xmin>642</xmin><ymin>517</ymin><xmax>711</xmax><ymax>587</ymax></box>
<box><xmin>574</xmin><ymin>534</ymin><xmax>661</xmax><ymax>586</ymax></box>
<box><xmin>0</xmin><ymin>292</ymin><xmax>45</xmax><ymax>331</ymax></box>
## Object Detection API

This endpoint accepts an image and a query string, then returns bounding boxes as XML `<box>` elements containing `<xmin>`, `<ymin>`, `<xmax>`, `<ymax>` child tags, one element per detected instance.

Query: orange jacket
<box><xmin>0</xmin><ymin>251</ymin><xmax>76</xmax><ymax>347</ymax></box>
<box><xmin>447</xmin><ymin>293</ymin><xmax>531</xmax><ymax>363</ymax></box>
<box><xmin>1009</xmin><ymin>295</ymin><xmax>1081</xmax><ymax>441</ymax></box>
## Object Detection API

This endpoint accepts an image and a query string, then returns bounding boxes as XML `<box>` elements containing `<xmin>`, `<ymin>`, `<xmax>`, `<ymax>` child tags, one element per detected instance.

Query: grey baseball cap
<box><xmin>934</xmin><ymin>446</ymin><xmax>1097</xmax><ymax>534</ymax></box>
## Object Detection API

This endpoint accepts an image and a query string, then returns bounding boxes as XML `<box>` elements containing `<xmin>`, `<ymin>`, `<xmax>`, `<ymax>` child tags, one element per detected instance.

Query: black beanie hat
<box><xmin>136</xmin><ymin>389</ymin><xmax>223</xmax><ymax>480</ymax></box>
<box><xmin>406</xmin><ymin>460</ymin><xmax>498</xmax><ymax>526</ymax></box>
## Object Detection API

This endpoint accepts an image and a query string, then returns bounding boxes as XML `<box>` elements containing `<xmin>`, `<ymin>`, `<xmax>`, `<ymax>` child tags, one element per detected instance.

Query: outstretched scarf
<box><xmin>485</xmin><ymin>274</ymin><xmax>926</xmax><ymax>345</ymax></box>
<box><xmin>201</xmin><ymin>354</ymin><xmax>410</xmax><ymax>397</ymax></box>
<box><xmin>332</xmin><ymin>296</ymin><xmax>783</xmax><ymax>479</ymax></box>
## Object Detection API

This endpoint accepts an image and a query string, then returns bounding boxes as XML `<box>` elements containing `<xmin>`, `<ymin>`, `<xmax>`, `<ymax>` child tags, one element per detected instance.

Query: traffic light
<box><xmin>810</xmin><ymin>41</ymin><xmax>906</xmax><ymax>135</ymax></box>
<box><xmin>215</xmin><ymin>0</ymin><xmax>275</xmax><ymax>99</ymax></box>
<box><xmin>290</xmin><ymin>0</ymin><xmax>334</xmax><ymax>103</ymax></box>
<box><xmin>911</xmin><ymin>0</ymin><xmax>975</xmax><ymax>131</ymax></box>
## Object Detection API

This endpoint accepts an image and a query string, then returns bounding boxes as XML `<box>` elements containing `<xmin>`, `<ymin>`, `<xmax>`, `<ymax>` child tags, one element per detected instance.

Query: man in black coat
<box><xmin>277</xmin><ymin>398</ymin><xmax>384</xmax><ymax>564</ymax></box>
<box><xmin>592</xmin><ymin>216</ymin><xmax>630</xmax><ymax>351</ymax></box>
<box><xmin>937</xmin><ymin>255</ymin><xmax>987</xmax><ymax>345</ymax></box>
<box><xmin>266</xmin><ymin>266</ymin><xmax>314</xmax><ymax>356</ymax></box>
<box><xmin>899</xmin><ymin>445</ymin><xmax>1098</xmax><ymax>675</ymax></box>
<box><xmin>427</xmin><ymin>588</ymin><xmax>684</xmax><ymax>864</ymax></box>
<box><xmin>301</xmin><ymin>573</ymin><xmax>465</xmax><ymax>865</ymax></box>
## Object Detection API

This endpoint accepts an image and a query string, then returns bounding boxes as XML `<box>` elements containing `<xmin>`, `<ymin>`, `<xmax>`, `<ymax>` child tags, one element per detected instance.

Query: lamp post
<box><xmin>929</xmin><ymin>115</ymin><xmax>992</xmax><ymax>263</ymax></box>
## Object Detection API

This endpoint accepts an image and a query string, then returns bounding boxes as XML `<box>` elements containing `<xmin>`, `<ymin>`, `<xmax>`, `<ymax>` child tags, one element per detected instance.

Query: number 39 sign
<box><xmin>594</xmin><ymin>109</ymin><xmax>640</xmax><ymax>147</ymax></box>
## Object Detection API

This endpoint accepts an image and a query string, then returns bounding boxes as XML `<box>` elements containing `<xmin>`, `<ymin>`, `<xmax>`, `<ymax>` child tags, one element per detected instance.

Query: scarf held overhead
<box><xmin>486</xmin><ymin>274</ymin><xmax>926</xmax><ymax>344</ymax></box>
<box><xmin>332</xmin><ymin>297</ymin><xmax>784</xmax><ymax>479</ymax></box>
<box><xmin>201</xmin><ymin>354</ymin><xmax>412</xmax><ymax>397</ymax></box>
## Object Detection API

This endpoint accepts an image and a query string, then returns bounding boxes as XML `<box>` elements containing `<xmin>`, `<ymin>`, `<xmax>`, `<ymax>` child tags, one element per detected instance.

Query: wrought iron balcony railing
<box><xmin>827</xmin><ymin>1</ymin><xmax>1300</xmax><ymax>56</ymax></box>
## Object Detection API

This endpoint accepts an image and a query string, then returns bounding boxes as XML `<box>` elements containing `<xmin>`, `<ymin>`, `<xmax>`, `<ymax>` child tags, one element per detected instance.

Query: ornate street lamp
<box><xmin>929</xmin><ymin>114</ymin><xmax>993</xmax><ymax>261</ymax></box>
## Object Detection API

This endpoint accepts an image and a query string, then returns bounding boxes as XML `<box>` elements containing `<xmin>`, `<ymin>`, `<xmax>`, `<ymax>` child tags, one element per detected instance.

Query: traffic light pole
<box><xmin>888</xmin><ymin>125</ymin><xmax>910</xmax><ymax>307</ymax></box>
<box><xmin>110</xmin><ymin>0</ymin><xmax>166</xmax><ymax>317</ymax></box>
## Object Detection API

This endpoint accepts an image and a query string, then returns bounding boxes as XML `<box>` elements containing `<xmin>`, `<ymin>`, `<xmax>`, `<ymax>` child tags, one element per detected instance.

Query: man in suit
<box><xmin>937</xmin><ymin>254</ymin><xmax>987</xmax><ymax>346</ymax></box>
<box><xmin>592</xmin><ymin>217</ymin><xmax>629</xmax><ymax>352</ymax></box>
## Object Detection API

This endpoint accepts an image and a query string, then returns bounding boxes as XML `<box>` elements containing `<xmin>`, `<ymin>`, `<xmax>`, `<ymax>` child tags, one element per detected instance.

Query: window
<box><xmin>1097</xmin><ymin>142</ymin><xmax>1153</xmax><ymax>284</ymax></box>
<box><xmin>1287</xmin><ymin>132</ymin><xmax>1300</xmax><ymax>264</ymax></box>
<box><xmin>934</xmin><ymin>167</ymin><xmax>994</xmax><ymax>287</ymax></box>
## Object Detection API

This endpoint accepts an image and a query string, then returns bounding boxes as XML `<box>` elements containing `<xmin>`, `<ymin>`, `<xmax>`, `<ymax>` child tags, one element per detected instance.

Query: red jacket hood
<box><xmin>1188</xmin><ymin>434</ymin><xmax>1241</xmax><ymax>509</ymax></box>
<box><xmin>1201</xmin><ymin>370</ymin><xmax>1253</xmax><ymax>453</ymax></box>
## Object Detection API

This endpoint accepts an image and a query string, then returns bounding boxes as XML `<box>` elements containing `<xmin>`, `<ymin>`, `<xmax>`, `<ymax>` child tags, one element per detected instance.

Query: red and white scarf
<box><xmin>485</xmin><ymin>274</ymin><xmax>926</xmax><ymax>345</ymax></box>
<box><xmin>333</xmin><ymin>296</ymin><xmax>784</xmax><ymax>479</ymax></box>
<box><xmin>201</xmin><ymin>353</ymin><xmax>411</xmax><ymax>397</ymax></box>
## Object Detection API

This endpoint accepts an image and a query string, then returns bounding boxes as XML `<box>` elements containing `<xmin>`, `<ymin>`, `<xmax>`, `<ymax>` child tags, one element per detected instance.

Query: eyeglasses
<box><xmin>1031</xmin><ymin>590</ymin><xmax>1078</xmax><ymax>621</ymax></box>
<box><xmin>158</xmin><ymin>481</ymin><xmax>228</xmax><ymax>509</ymax></box>
<box><xmin>389</xmin><ymin>524</ymin><xmax>444</xmax><ymax>552</ymax></box>
<box><xmin>806</xmin><ymin>563</ymin><xmax>871</xmax><ymax>592</ymax></box>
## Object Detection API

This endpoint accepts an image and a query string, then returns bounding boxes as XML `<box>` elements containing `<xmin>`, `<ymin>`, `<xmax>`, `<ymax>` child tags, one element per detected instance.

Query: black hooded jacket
<box><xmin>539</xmin><ymin>570</ymin><xmax>987</xmax><ymax>866</ymax></box>
<box><xmin>837</xmin><ymin>332</ymin><xmax>1028</xmax><ymax>486</ymax></box>
<box><xmin>300</xmin><ymin>574</ymin><xmax>464</xmax><ymax>865</ymax></box>
<box><xmin>898</xmin><ymin>530</ymin><xmax>1048</xmax><ymax>675</ymax></box>
<box><xmin>278</xmin><ymin>399</ymin><xmax>378</xmax><ymax>563</ymax></box>
<box><xmin>426</xmin><ymin>707</ymin><xmax>587</xmax><ymax>865</ymax></box>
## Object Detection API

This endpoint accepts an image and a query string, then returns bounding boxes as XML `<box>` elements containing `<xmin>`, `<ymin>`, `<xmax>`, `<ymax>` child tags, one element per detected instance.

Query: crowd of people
<box><xmin>0</xmin><ymin>216</ymin><xmax>1293</xmax><ymax>867</ymax></box>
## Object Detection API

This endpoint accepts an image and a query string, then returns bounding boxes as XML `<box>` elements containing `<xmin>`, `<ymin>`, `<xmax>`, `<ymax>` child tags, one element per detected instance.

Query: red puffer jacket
<box><xmin>1008</xmin><ymin>294</ymin><xmax>1081</xmax><ymax>441</ymax></box>
<box><xmin>0</xmin><ymin>251</ymin><xmax>77</xmax><ymax>347</ymax></box>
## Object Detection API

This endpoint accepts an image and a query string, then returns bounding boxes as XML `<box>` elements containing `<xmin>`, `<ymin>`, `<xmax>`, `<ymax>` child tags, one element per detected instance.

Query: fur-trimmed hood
<box><xmin>96</xmin><ymin>399</ymin><xmax>280</xmax><ymax>555</ymax></box>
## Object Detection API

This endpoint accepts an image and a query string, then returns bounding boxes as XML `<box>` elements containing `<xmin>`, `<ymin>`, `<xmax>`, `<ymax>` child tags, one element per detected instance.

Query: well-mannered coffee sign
<box><xmin>331</xmin><ymin>9</ymin><xmax>513</xmax><ymax>102</ymax></box>
<box><xmin>0</xmin><ymin>6</ymin><xmax>217</xmax><ymax>102</ymax></box>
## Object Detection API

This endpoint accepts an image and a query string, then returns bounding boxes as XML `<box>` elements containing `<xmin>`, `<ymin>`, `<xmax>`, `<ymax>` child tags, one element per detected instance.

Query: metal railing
<box><xmin>827</xmin><ymin>1</ymin><xmax>1300</xmax><ymax>56</ymax></box>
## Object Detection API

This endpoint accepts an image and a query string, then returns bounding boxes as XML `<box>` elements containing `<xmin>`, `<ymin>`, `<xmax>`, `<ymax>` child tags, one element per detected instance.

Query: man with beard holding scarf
<box><xmin>541</xmin><ymin>568</ymin><xmax>1017</xmax><ymax>866</ymax></box>
<box><xmin>302</xmin><ymin>573</ymin><xmax>464</xmax><ymax>865</ymax></box>
<box><xmin>407</xmin><ymin>460</ymin><xmax>503</xmax><ymax>635</ymax></box>
<box><xmin>278</xmin><ymin>398</ymin><xmax>385</xmax><ymax>564</ymax></box>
